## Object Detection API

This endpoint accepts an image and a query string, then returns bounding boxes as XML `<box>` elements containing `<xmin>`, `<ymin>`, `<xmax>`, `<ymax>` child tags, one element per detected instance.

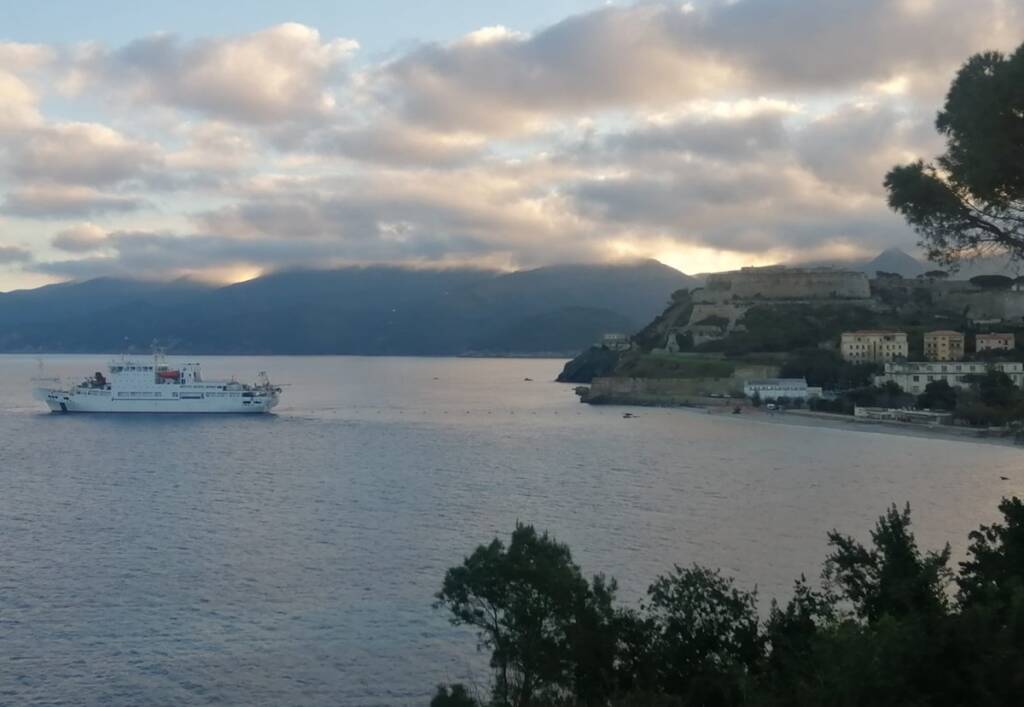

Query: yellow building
<box><xmin>923</xmin><ymin>330</ymin><xmax>965</xmax><ymax>361</ymax></box>
<box><xmin>840</xmin><ymin>331</ymin><xmax>908</xmax><ymax>363</ymax></box>
<box><xmin>976</xmin><ymin>333</ymin><xmax>1015</xmax><ymax>352</ymax></box>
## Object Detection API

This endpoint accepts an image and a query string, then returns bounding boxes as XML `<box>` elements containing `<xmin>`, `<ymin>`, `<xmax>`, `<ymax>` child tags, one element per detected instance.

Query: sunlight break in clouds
<box><xmin>0</xmin><ymin>1</ymin><xmax>1022</xmax><ymax>290</ymax></box>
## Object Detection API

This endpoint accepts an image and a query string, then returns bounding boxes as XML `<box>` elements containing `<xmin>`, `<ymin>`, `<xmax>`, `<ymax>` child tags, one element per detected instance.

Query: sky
<box><xmin>0</xmin><ymin>0</ymin><xmax>1021</xmax><ymax>291</ymax></box>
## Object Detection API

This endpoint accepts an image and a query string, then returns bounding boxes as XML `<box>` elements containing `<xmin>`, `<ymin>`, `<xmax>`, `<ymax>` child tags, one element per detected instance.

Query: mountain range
<box><xmin>808</xmin><ymin>247</ymin><xmax>1023</xmax><ymax>280</ymax></box>
<box><xmin>0</xmin><ymin>261</ymin><xmax>695</xmax><ymax>355</ymax></box>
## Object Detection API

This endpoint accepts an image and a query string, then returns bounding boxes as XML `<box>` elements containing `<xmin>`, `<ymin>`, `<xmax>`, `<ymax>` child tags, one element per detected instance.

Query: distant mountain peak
<box><xmin>859</xmin><ymin>248</ymin><xmax>926</xmax><ymax>277</ymax></box>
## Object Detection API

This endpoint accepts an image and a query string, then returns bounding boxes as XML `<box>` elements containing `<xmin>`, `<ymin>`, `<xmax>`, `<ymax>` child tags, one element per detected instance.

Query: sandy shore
<box><xmin>704</xmin><ymin>406</ymin><xmax>1024</xmax><ymax>449</ymax></box>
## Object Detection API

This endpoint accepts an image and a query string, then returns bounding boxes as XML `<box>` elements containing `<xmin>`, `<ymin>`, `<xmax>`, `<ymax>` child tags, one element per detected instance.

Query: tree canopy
<box><xmin>885</xmin><ymin>43</ymin><xmax>1024</xmax><ymax>266</ymax></box>
<box><xmin>970</xmin><ymin>275</ymin><xmax>1015</xmax><ymax>290</ymax></box>
<box><xmin>434</xmin><ymin>499</ymin><xmax>1024</xmax><ymax>706</ymax></box>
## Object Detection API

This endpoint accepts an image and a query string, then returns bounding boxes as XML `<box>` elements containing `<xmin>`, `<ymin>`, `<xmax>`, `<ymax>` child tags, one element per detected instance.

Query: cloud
<box><xmin>310</xmin><ymin>121</ymin><xmax>485</xmax><ymax>167</ymax></box>
<box><xmin>379</xmin><ymin>4</ymin><xmax>728</xmax><ymax>134</ymax></box>
<box><xmin>194</xmin><ymin>166</ymin><xmax>590</xmax><ymax>263</ymax></box>
<box><xmin>6</xmin><ymin>122</ymin><xmax>161</xmax><ymax>186</ymax></box>
<box><xmin>3</xmin><ymin>184</ymin><xmax>148</xmax><ymax>217</ymax></box>
<box><xmin>31</xmin><ymin>230</ymin><xmax>496</xmax><ymax>280</ymax></box>
<box><xmin>51</xmin><ymin>223</ymin><xmax>110</xmax><ymax>252</ymax></box>
<box><xmin>701</xmin><ymin>0</ymin><xmax>1017</xmax><ymax>91</ymax></box>
<box><xmin>0</xmin><ymin>43</ymin><xmax>55</xmax><ymax>130</ymax></box>
<box><xmin>0</xmin><ymin>245</ymin><xmax>33</xmax><ymax>264</ymax></box>
<box><xmin>794</xmin><ymin>101</ymin><xmax>942</xmax><ymax>193</ymax></box>
<box><xmin>67</xmin><ymin>23</ymin><xmax>358</xmax><ymax>124</ymax></box>
<box><xmin>165</xmin><ymin>121</ymin><xmax>257</xmax><ymax>173</ymax></box>
<box><xmin>598</xmin><ymin>107</ymin><xmax>792</xmax><ymax>163</ymax></box>
<box><xmin>5</xmin><ymin>2</ymin><xmax>1024</xmax><ymax>289</ymax></box>
<box><xmin>0</xmin><ymin>71</ymin><xmax>42</xmax><ymax>130</ymax></box>
<box><xmin>377</xmin><ymin>0</ymin><xmax>1021</xmax><ymax>134</ymax></box>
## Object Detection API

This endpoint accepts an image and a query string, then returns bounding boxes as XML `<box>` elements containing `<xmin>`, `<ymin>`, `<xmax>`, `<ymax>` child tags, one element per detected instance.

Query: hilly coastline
<box><xmin>0</xmin><ymin>260</ymin><xmax>694</xmax><ymax>356</ymax></box>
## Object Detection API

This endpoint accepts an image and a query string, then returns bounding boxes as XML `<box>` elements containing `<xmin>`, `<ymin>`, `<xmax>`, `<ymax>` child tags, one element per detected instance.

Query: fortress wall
<box><xmin>585</xmin><ymin>364</ymin><xmax>780</xmax><ymax>403</ymax></box>
<box><xmin>705</xmin><ymin>269</ymin><xmax>870</xmax><ymax>300</ymax></box>
<box><xmin>938</xmin><ymin>290</ymin><xmax>1024</xmax><ymax>320</ymax></box>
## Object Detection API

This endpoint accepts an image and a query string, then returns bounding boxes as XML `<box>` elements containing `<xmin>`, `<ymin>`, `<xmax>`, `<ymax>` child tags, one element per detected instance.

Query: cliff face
<box><xmin>556</xmin><ymin>346</ymin><xmax>621</xmax><ymax>383</ymax></box>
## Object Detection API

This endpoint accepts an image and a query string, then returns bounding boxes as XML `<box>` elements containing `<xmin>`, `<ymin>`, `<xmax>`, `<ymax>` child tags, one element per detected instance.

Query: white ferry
<box><xmin>33</xmin><ymin>355</ymin><xmax>281</xmax><ymax>414</ymax></box>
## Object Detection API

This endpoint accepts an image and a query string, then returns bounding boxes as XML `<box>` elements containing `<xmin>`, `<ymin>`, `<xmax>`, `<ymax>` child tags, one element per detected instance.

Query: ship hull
<box><xmin>33</xmin><ymin>387</ymin><xmax>278</xmax><ymax>414</ymax></box>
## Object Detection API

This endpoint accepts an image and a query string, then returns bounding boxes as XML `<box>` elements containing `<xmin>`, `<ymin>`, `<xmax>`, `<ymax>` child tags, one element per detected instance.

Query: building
<box><xmin>873</xmin><ymin>361</ymin><xmax>1024</xmax><ymax>395</ymax></box>
<box><xmin>600</xmin><ymin>333</ymin><xmax>631</xmax><ymax>352</ymax></box>
<box><xmin>923</xmin><ymin>330</ymin><xmax>965</xmax><ymax>361</ymax></box>
<box><xmin>976</xmin><ymin>332</ymin><xmax>1015</xmax><ymax>352</ymax></box>
<box><xmin>743</xmin><ymin>378</ymin><xmax>821</xmax><ymax>401</ymax></box>
<box><xmin>854</xmin><ymin>407</ymin><xmax>953</xmax><ymax>425</ymax></box>
<box><xmin>840</xmin><ymin>331</ymin><xmax>908</xmax><ymax>363</ymax></box>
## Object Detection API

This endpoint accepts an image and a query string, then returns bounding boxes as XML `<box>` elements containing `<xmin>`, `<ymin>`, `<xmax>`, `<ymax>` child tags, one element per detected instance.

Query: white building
<box><xmin>600</xmin><ymin>333</ymin><xmax>631</xmax><ymax>351</ymax></box>
<box><xmin>841</xmin><ymin>330</ymin><xmax>908</xmax><ymax>363</ymax></box>
<box><xmin>744</xmin><ymin>378</ymin><xmax>822</xmax><ymax>401</ymax></box>
<box><xmin>854</xmin><ymin>407</ymin><xmax>953</xmax><ymax>425</ymax></box>
<box><xmin>873</xmin><ymin>361</ymin><xmax>1024</xmax><ymax>395</ymax></box>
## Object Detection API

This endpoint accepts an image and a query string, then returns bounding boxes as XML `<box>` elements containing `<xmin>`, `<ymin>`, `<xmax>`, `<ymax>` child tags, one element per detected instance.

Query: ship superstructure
<box><xmin>33</xmin><ymin>354</ymin><xmax>281</xmax><ymax>413</ymax></box>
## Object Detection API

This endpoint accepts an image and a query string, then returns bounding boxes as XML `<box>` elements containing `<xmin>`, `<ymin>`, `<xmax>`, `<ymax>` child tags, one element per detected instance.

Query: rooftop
<box><xmin>746</xmin><ymin>378</ymin><xmax>808</xmax><ymax>386</ymax></box>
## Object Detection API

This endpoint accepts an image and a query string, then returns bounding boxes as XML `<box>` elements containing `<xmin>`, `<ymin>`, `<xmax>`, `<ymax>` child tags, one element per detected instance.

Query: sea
<box><xmin>1</xmin><ymin>354</ymin><xmax>1021</xmax><ymax>706</ymax></box>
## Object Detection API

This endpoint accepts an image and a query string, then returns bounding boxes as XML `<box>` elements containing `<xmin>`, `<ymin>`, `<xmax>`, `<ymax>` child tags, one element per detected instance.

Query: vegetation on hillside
<box><xmin>431</xmin><ymin>498</ymin><xmax>1024</xmax><ymax>707</ymax></box>
<box><xmin>613</xmin><ymin>353</ymin><xmax>734</xmax><ymax>380</ymax></box>
<box><xmin>556</xmin><ymin>347</ymin><xmax>623</xmax><ymax>383</ymax></box>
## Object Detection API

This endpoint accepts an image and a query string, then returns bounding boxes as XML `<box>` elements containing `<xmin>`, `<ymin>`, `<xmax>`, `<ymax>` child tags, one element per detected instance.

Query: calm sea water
<box><xmin>1</xmin><ymin>355</ymin><xmax>1022</xmax><ymax>706</ymax></box>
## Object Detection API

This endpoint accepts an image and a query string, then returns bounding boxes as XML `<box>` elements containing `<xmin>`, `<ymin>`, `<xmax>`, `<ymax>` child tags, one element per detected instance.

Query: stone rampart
<box><xmin>582</xmin><ymin>363</ymin><xmax>780</xmax><ymax>405</ymax></box>
<box><xmin>704</xmin><ymin>267</ymin><xmax>870</xmax><ymax>300</ymax></box>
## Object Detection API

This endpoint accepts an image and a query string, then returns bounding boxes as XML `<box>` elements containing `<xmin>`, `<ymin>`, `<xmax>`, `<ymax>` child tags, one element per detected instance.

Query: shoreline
<box><xmin>703</xmin><ymin>405</ymin><xmax>1023</xmax><ymax>449</ymax></box>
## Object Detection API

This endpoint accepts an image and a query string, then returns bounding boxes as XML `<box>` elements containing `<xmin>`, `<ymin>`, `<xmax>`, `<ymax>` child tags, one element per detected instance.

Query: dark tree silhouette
<box><xmin>885</xmin><ymin>43</ymin><xmax>1024</xmax><ymax>267</ymax></box>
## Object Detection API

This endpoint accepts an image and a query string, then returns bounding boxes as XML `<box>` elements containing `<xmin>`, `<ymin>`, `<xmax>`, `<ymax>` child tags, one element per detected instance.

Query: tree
<box><xmin>435</xmin><ymin>523</ymin><xmax>616</xmax><ymax>707</ymax></box>
<box><xmin>825</xmin><ymin>504</ymin><xmax>951</xmax><ymax>624</ymax></box>
<box><xmin>958</xmin><ymin>496</ymin><xmax>1024</xmax><ymax>609</ymax></box>
<box><xmin>645</xmin><ymin>565</ymin><xmax>763</xmax><ymax>704</ymax></box>
<box><xmin>779</xmin><ymin>347</ymin><xmax>877</xmax><ymax>390</ymax></box>
<box><xmin>430</xmin><ymin>684</ymin><xmax>479</xmax><ymax>707</ymax></box>
<box><xmin>970</xmin><ymin>274</ymin><xmax>1015</xmax><ymax>290</ymax></box>
<box><xmin>916</xmin><ymin>379</ymin><xmax>958</xmax><ymax>411</ymax></box>
<box><xmin>970</xmin><ymin>368</ymin><xmax>1018</xmax><ymax>408</ymax></box>
<box><xmin>885</xmin><ymin>43</ymin><xmax>1024</xmax><ymax>266</ymax></box>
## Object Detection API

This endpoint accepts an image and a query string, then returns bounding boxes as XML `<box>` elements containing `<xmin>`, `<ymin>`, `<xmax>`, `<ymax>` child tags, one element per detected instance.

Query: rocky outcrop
<box><xmin>556</xmin><ymin>346</ymin><xmax>621</xmax><ymax>383</ymax></box>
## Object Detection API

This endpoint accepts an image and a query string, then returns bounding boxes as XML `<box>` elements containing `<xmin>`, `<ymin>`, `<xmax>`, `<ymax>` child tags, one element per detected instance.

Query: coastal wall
<box><xmin>582</xmin><ymin>363</ymin><xmax>779</xmax><ymax>405</ymax></box>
